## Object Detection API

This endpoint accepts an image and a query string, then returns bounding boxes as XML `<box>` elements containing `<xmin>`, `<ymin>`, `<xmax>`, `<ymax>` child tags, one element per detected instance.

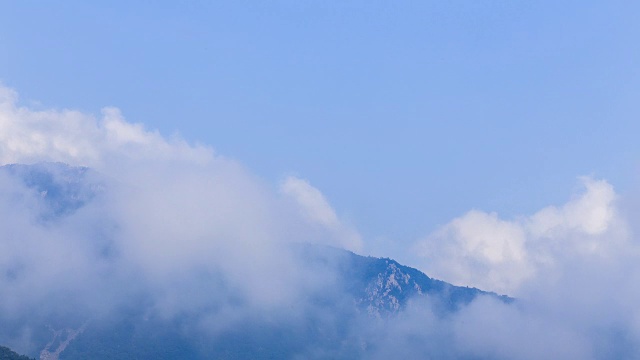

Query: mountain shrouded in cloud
<box><xmin>0</xmin><ymin>160</ymin><xmax>500</xmax><ymax>359</ymax></box>
<box><xmin>0</xmin><ymin>84</ymin><xmax>370</xmax><ymax>356</ymax></box>
<box><xmin>2</xmin><ymin>83</ymin><xmax>640</xmax><ymax>359</ymax></box>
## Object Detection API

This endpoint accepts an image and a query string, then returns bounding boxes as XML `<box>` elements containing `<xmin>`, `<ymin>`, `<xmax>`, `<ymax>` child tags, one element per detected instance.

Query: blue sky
<box><xmin>1</xmin><ymin>1</ymin><xmax>639</xmax><ymax>261</ymax></box>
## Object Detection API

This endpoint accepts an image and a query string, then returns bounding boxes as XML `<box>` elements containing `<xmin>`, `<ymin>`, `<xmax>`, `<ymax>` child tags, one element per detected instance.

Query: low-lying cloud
<box><xmin>0</xmin><ymin>85</ymin><xmax>361</xmax><ymax>352</ymax></box>
<box><xmin>2</xmin><ymin>83</ymin><xmax>640</xmax><ymax>358</ymax></box>
<box><xmin>413</xmin><ymin>174</ymin><xmax>640</xmax><ymax>358</ymax></box>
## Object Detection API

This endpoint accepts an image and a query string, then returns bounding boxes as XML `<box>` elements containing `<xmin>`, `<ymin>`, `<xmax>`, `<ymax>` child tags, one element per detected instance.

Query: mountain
<box><xmin>58</xmin><ymin>247</ymin><xmax>505</xmax><ymax>360</ymax></box>
<box><xmin>296</xmin><ymin>243</ymin><xmax>510</xmax><ymax>316</ymax></box>
<box><xmin>0</xmin><ymin>346</ymin><xmax>34</xmax><ymax>360</ymax></box>
<box><xmin>0</xmin><ymin>163</ymin><xmax>511</xmax><ymax>359</ymax></box>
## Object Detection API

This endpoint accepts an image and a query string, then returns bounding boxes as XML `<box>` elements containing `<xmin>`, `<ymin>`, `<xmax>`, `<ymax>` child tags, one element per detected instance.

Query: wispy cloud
<box><xmin>280</xmin><ymin>176</ymin><xmax>363</xmax><ymax>252</ymax></box>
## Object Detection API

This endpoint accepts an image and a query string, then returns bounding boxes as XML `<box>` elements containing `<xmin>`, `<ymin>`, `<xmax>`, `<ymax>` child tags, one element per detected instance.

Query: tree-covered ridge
<box><xmin>0</xmin><ymin>345</ymin><xmax>34</xmax><ymax>360</ymax></box>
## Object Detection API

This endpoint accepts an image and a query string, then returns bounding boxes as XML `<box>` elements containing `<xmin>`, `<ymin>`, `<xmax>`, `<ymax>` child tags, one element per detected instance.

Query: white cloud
<box><xmin>528</xmin><ymin>177</ymin><xmax>616</xmax><ymax>237</ymax></box>
<box><xmin>417</xmin><ymin>210</ymin><xmax>533</xmax><ymax>294</ymax></box>
<box><xmin>280</xmin><ymin>176</ymin><xmax>363</xmax><ymax>252</ymax></box>
<box><xmin>0</xmin><ymin>87</ymin><xmax>213</xmax><ymax>170</ymax></box>
<box><xmin>0</xmin><ymin>84</ymin><xmax>360</xmax><ymax>329</ymax></box>
<box><xmin>415</xmin><ymin>177</ymin><xmax>626</xmax><ymax>295</ymax></box>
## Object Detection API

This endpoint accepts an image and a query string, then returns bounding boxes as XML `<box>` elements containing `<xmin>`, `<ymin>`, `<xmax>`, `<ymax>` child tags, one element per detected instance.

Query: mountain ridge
<box><xmin>0</xmin><ymin>345</ymin><xmax>34</xmax><ymax>360</ymax></box>
<box><xmin>0</xmin><ymin>162</ymin><xmax>511</xmax><ymax>359</ymax></box>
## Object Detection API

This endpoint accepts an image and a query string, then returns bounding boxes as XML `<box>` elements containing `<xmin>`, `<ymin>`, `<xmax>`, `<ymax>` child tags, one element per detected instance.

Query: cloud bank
<box><xmin>411</xmin><ymin>174</ymin><xmax>640</xmax><ymax>358</ymax></box>
<box><xmin>0</xmin><ymin>85</ymin><xmax>362</xmax><ymax>353</ymax></box>
<box><xmin>2</xmin><ymin>83</ymin><xmax>640</xmax><ymax>359</ymax></box>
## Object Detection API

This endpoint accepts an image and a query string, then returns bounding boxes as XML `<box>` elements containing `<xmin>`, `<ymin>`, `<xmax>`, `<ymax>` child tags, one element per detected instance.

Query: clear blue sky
<box><xmin>1</xmin><ymin>1</ymin><xmax>639</xmax><ymax>257</ymax></box>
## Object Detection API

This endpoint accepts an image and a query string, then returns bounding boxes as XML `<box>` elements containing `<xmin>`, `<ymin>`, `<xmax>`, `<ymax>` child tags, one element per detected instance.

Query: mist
<box><xmin>2</xmin><ymin>84</ymin><xmax>640</xmax><ymax>358</ymax></box>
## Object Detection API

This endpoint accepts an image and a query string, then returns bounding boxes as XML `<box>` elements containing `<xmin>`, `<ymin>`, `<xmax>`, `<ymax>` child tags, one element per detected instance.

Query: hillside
<box><xmin>0</xmin><ymin>346</ymin><xmax>33</xmax><ymax>360</ymax></box>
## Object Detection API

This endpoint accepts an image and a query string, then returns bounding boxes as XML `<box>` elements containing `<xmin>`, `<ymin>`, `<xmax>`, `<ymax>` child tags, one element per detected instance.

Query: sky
<box><xmin>2</xmin><ymin>2</ymin><xmax>640</xmax><ymax>358</ymax></box>
<box><xmin>0</xmin><ymin>0</ymin><xmax>639</xmax><ymax>280</ymax></box>
<box><xmin>2</xmin><ymin>1</ymin><xmax>639</xmax><ymax>263</ymax></box>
